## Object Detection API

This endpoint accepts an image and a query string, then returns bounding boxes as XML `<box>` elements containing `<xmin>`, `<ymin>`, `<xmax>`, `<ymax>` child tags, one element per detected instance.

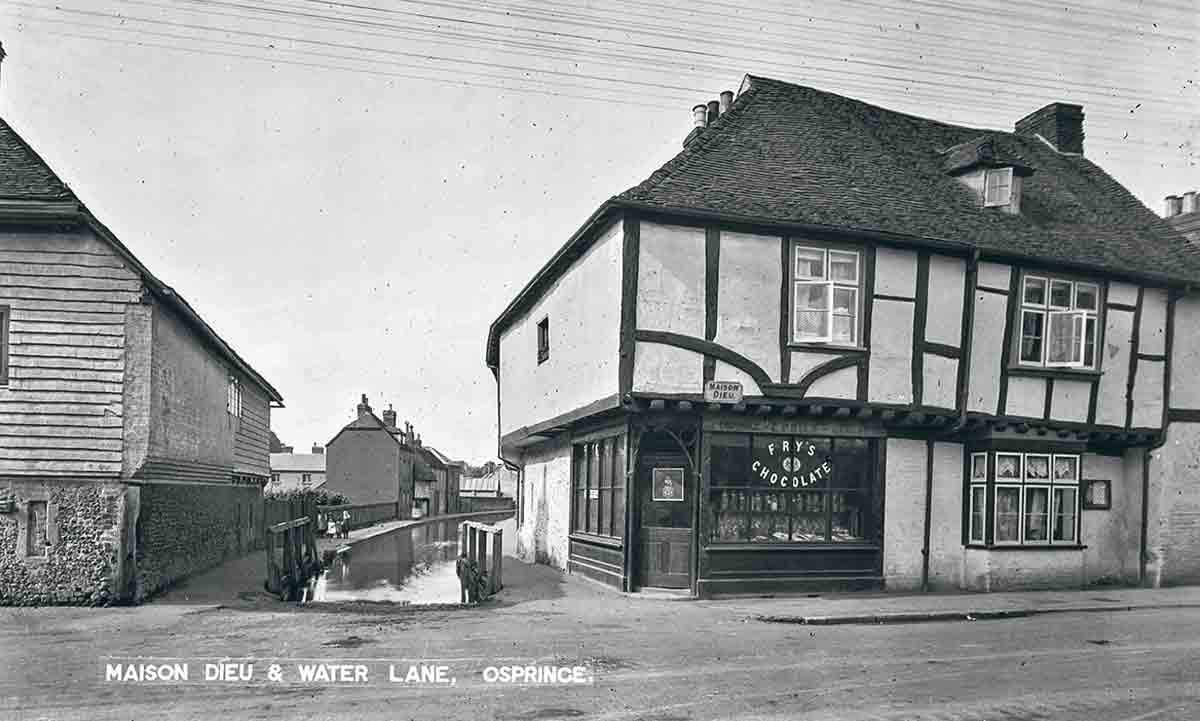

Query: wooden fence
<box><xmin>315</xmin><ymin>501</ymin><xmax>399</xmax><ymax>533</ymax></box>
<box><xmin>264</xmin><ymin>515</ymin><xmax>320</xmax><ymax>601</ymax></box>
<box><xmin>459</xmin><ymin>520</ymin><xmax>503</xmax><ymax>599</ymax></box>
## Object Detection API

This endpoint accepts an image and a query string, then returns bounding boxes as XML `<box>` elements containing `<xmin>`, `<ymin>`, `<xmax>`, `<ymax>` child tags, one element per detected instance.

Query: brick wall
<box><xmin>1146</xmin><ymin>423</ymin><xmax>1200</xmax><ymax>586</ymax></box>
<box><xmin>135</xmin><ymin>482</ymin><xmax>262</xmax><ymax>600</ymax></box>
<box><xmin>0</xmin><ymin>480</ymin><xmax>131</xmax><ymax>606</ymax></box>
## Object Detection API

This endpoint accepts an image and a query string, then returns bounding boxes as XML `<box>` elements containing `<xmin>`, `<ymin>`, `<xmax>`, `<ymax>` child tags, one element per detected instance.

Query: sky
<box><xmin>0</xmin><ymin>0</ymin><xmax>1195</xmax><ymax>463</ymax></box>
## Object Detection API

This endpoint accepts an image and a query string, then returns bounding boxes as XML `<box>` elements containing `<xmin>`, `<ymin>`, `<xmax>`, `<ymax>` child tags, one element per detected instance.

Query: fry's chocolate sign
<box><xmin>750</xmin><ymin>438</ymin><xmax>832</xmax><ymax>489</ymax></box>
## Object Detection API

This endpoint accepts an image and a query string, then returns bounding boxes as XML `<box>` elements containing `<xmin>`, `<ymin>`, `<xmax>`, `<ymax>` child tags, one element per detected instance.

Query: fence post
<box><xmin>459</xmin><ymin>522</ymin><xmax>468</xmax><ymax>554</ymax></box>
<box><xmin>490</xmin><ymin>528</ymin><xmax>503</xmax><ymax>593</ymax></box>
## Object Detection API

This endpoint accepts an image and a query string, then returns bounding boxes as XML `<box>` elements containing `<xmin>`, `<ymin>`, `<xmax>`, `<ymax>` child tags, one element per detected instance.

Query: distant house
<box><xmin>268</xmin><ymin>446</ymin><xmax>327</xmax><ymax>493</ymax></box>
<box><xmin>0</xmin><ymin>47</ymin><xmax>283</xmax><ymax>605</ymax></box>
<box><xmin>461</xmin><ymin>466</ymin><xmax>517</xmax><ymax>498</ymax></box>
<box><xmin>420</xmin><ymin>445</ymin><xmax>462</xmax><ymax>515</ymax></box>
<box><xmin>324</xmin><ymin>396</ymin><xmax>416</xmax><ymax>514</ymax></box>
<box><xmin>1163</xmin><ymin>191</ymin><xmax>1200</xmax><ymax>243</ymax></box>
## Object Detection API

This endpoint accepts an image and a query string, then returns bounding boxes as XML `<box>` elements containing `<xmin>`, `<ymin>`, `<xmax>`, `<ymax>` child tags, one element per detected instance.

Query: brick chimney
<box><xmin>1015</xmin><ymin>103</ymin><xmax>1085</xmax><ymax>155</ymax></box>
<box><xmin>356</xmin><ymin>393</ymin><xmax>371</xmax><ymax>417</ymax></box>
<box><xmin>311</xmin><ymin>444</ymin><xmax>324</xmax><ymax>455</ymax></box>
<box><xmin>382</xmin><ymin>404</ymin><xmax>398</xmax><ymax>430</ymax></box>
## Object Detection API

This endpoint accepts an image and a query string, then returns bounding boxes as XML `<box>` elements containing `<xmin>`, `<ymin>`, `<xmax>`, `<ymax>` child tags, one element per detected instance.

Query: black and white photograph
<box><xmin>0</xmin><ymin>0</ymin><xmax>1198</xmax><ymax>719</ymax></box>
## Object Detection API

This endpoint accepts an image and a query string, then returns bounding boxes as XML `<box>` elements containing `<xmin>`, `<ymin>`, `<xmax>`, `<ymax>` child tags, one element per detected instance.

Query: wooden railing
<box><xmin>457</xmin><ymin>520</ymin><xmax>503</xmax><ymax>602</ymax></box>
<box><xmin>264</xmin><ymin>516</ymin><xmax>320</xmax><ymax>601</ymax></box>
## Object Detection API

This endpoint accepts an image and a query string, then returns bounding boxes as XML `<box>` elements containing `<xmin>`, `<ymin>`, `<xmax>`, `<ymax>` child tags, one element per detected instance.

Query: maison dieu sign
<box><xmin>750</xmin><ymin>438</ymin><xmax>833</xmax><ymax>489</ymax></box>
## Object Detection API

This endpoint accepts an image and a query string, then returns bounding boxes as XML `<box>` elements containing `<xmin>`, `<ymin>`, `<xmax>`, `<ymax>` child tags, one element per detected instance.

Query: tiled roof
<box><xmin>269</xmin><ymin>452</ymin><xmax>326</xmax><ymax>473</ymax></box>
<box><xmin>617</xmin><ymin>75</ymin><xmax>1200</xmax><ymax>284</ymax></box>
<box><xmin>0</xmin><ymin>118</ymin><xmax>76</xmax><ymax>202</ymax></box>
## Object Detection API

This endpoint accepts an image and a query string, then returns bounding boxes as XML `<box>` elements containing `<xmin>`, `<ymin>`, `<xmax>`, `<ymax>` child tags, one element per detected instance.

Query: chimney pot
<box><xmin>719</xmin><ymin>90</ymin><xmax>733</xmax><ymax>114</ymax></box>
<box><xmin>706</xmin><ymin>100</ymin><xmax>719</xmax><ymax>125</ymax></box>
<box><xmin>1166</xmin><ymin>195</ymin><xmax>1182</xmax><ymax>218</ymax></box>
<box><xmin>1015</xmin><ymin>102</ymin><xmax>1085</xmax><ymax>155</ymax></box>
<box><xmin>691</xmin><ymin>104</ymin><xmax>707</xmax><ymax>128</ymax></box>
<box><xmin>356</xmin><ymin>393</ymin><xmax>372</xmax><ymax>417</ymax></box>
<box><xmin>1183</xmin><ymin>191</ymin><xmax>1198</xmax><ymax>215</ymax></box>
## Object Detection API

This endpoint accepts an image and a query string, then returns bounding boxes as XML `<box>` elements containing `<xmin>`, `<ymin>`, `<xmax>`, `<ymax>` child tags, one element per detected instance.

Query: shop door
<box><xmin>637</xmin><ymin>453</ymin><xmax>693</xmax><ymax>589</ymax></box>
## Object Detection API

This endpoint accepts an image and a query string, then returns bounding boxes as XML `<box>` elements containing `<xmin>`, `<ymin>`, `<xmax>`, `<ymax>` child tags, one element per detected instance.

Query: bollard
<box><xmin>490</xmin><ymin>528</ymin><xmax>503</xmax><ymax>593</ymax></box>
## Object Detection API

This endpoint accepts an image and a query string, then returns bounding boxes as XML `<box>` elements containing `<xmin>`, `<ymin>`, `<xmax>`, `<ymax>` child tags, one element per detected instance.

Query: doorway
<box><xmin>637</xmin><ymin>452</ymin><xmax>693</xmax><ymax>589</ymax></box>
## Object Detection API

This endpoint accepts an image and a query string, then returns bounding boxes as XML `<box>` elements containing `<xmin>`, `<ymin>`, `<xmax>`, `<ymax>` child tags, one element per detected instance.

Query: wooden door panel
<box><xmin>640</xmin><ymin>527</ymin><xmax>690</xmax><ymax>588</ymax></box>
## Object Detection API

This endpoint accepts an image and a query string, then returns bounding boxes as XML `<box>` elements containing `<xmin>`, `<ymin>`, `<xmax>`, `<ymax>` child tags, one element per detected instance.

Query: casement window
<box><xmin>301</xmin><ymin>473</ymin><xmax>312</xmax><ymax>489</ymax></box>
<box><xmin>708</xmin><ymin>433</ymin><xmax>878</xmax><ymax>544</ymax></box>
<box><xmin>967</xmin><ymin>451</ymin><xmax>1080</xmax><ymax>547</ymax></box>
<box><xmin>270</xmin><ymin>473</ymin><xmax>280</xmax><ymax>487</ymax></box>
<box><xmin>791</xmin><ymin>244</ymin><xmax>862</xmax><ymax>346</ymax></box>
<box><xmin>984</xmin><ymin>167</ymin><xmax>1014</xmax><ymax>207</ymax></box>
<box><xmin>536</xmin><ymin>317</ymin><xmax>550</xmax><ymax>364</ymax></box>
<box><xmin>571</xmin><ymin>434</ymin><xmax>625</xmax><ymax>540</ymax></box>
<box><xmin>227</xmin><ymin>375</ymin><xmax>243</xmax><ymax>417</ymax></box>
<box><xmin>1018</xmin><ymin>274</ymin><xmax>1100</xmax><ymax>370</ymax></box>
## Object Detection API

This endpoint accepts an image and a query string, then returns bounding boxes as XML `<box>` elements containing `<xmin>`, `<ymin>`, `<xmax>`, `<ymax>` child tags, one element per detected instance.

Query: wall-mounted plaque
<box><xmin>1083</xmin><ymin>479</ymin><xmax>1111</xmax><ymax>510</ymax></box>
<box><xmin>704</xmin><ymin>380</ymin><xmax>744</xmax><ymax>404</ymax></box>
<box><xmin>652</xmin><ymin>467</ymin><xmax>685</xmax><ymax>502</ymax></box>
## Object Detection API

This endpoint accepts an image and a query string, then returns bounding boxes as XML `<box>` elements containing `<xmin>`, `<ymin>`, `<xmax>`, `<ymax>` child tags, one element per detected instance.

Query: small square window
<box><xmin>536</xmin><ymin>317</ymin><xmax>550</xmax><ymax>364</ymax></box>
<box><xmin>984</xmin><ymin>167</ymin><xmax>1014</xmax><ymax>207</ymax></box>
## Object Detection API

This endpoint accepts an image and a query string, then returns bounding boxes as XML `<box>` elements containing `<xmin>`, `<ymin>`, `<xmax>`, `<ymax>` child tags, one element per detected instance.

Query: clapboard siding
<box><xmin>0</xmin><ymin>227</ymin><xmax>141</xmax><ymax>476</ymax></box>
<box><xmin>234</xmin><ymin>377</ymin><xmax>271</xmax><ymax>476</ymax></box>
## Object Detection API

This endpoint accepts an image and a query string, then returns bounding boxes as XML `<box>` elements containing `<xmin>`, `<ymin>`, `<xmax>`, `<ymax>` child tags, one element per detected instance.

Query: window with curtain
<box><xmin>968</xmin><ymin>450</ymin><xmax>1080</xmax><ymax>546</ymax></box>
<box><xmin>791</xmin><ymin>243</ymin><xmax>862</xmax><ymax>346</ymax></box>
<box><xmin>708</xmin><ymin>433</ymin><xmax>877</xmax><ymax>544</ymax></box>
<box><xmin>1018</xmin><ymin>274</ymin><xmax>1100</xmax><ymax>370</ymax></box>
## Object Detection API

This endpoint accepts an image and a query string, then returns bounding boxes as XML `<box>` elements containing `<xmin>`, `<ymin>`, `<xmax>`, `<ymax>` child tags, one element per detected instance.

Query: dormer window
<box><xmin>984</xmin><ymin>167</ymin><xmax>1013</xmax><ymax>207</ymax></box>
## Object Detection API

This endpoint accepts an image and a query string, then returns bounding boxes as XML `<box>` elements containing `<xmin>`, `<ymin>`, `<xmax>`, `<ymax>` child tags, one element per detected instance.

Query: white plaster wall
<box><xmin>1095</xmin><ymin>309</ymin><xmax>1134</xmax><ymax>427</ymax></box>
<box><xmin>1132</xmin><ymin>360</ymin><xmax>1165</xmax><ymax>429</ymax></box>
<box><xmin>1050</xmin><ymin>379</ymin><xmax>1090</xmax><ymax>423</ymax></box>
<box><xmin>805</xmin><ymin>365</ymin><xmax>857</xmax><ymax>399</ymax></box>
<box><xmin>633</xmin><ymin>342</ymin><xmax>703</xmax><ymax>395</ymax></box>
<box><xmin>637</xmin><ymin>222</ymin><xmax>705</xmax><ymax>336</ymax></box>
<box><xmin>969</xmin><ymin>290</ymin><xmax>1007</xmax><ymax>413</ymax></box>
<box><xmin>963</xmin><ymin>548</ymin><xmax>1084</xmax><ymax>591</ymax></box>
<box><xmin>1139</xmin><ymin>288</ymin><xmax>1168</xmax><ymax>356</ymax></box>
<box><xmin>868</xmin><ymin>299</ymin><xmax>914</xmax><ymax>404</ymax></box>
<box><xmin>712</xmin><ymin>361</ymin><xmax>763</xmax><ymax>397</ymax></box>
<box><xmin>714</xmin><ymin>231</ymin><xmax>782</xmax><ymax>382</ymax></box>
<box><xmin>516</xmin><ymin>441</ymin><xmax>572</xmax><ymax>571</ymax></box>
<box><xmin>883</xmin><ymin>438</ymin><xmax>927</xmax><ymax>591</ymax></box>
<box><xmin>1006</xmin><ymin>376</ymin><xmax>1046</xmax><ymax>419</ymax></box>
<box><xmin>927</xmin><ymin>442</ymin><xmax>964</xmax><ymax>589</ymax></box>
<box><xmin>925</xmin><ymin>255</ymin><xmax>965</xmax><ymax>346</ymax></box>
<box><xmin>499</xmin><ymin>222</ymin><xmax>622</xmax><ymax>436</ymax></box>
<box><xmin>788</xmin><ymin>351</ymin><xmax>833</xmax><ymax>385</ymax></box>
<box><xmin>1171</xmin><ymin>295</ymin><xmax>1200</xmax><ymax>409</ymax></box>
<box><xmin>922</xmin><ymin>354</ymin><xmax>958</xmax><ymax>409</ymax></box>
<box><xmin>1146</xmin><ymin>424</ymin><xmax>1200</xmax><ymax>585</ymax></box>
<box><xmin>874</xmin><ymin>247</ymin><xmax>918</xmax><ymax>298</ymax></box>
<box><xmin>976</xmin><ymin>262</ymin><xmax>1011</xmax><ymax>292</ymax></box>
<box><xmin>1081</xmin><ymin>453</ymin><xmax>1140</xmax><ymax>586</ymax></box>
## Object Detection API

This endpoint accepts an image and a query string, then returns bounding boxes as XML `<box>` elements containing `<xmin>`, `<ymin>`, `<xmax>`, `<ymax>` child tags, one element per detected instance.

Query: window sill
<box><xmin>785</xmin><ymin>343</ymin><xmax>868</xmax><ymax>354</ymax></box>
<box><xmin>570</xmin><ymin>532</ymin><xmax>622</xmax><ymax>549</ymax></box>
<box><xmin>965</xmin><ymin>544</ymin><xmax>1087</xmax><ymax>551</ymax></box>
<box><xmin>706</xmin><ymin>542</ymin><xmax>880</xmax><ymax>552</ymax></box>
<box><xmin>1007</xmin><ymin>365</ymin><xmax>1100</xmax><ymax>381</ymax></box>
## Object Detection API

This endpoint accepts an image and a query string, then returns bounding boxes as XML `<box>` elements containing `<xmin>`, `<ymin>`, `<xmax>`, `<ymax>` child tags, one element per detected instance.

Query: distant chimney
<box><xmin>382</xmin><ymin>404</ymin><xmax>397</xmax><ymax>430</ymax></box>
<box><xmin>311</xmin><ymin>444</ymin><xmax>324</xmax><ymax>455</ymax></box>
<box><xmin>1184</xmin><ymin>191</ymin><xmax>1198</xmax><ymax>215</ymax></box>
<box><xmin>356</xmin><ymin>393</ymin><xmax>371</xmax><ymax>417</ymax></box>
<box><xmin>1015</xmin><ymin>103</ymin><xmax>1085</xmax><ymax>155</ymax></box>
<box><xmin>691</xmin><ymin>104</ymin><xmax>707</xmax><ymax>128</ymax></box>
<box><xmin>1165</xmin><ymin>195</ymin><xmax>1183</xmax><ymax>218</ymax></box>
<box><xmin>706</xmin><ymin>100</ymin><xmax>719</xmax><ymax>125</ymax></box>
<box><xmin>281</xmin><ymin>445</ymin><xmax>294</xmax><ymax>454</ymax></box>
<box><xmin>0</xmin><ymin>42</ymin><xmax>6</xmax><ymax>90</ymax></box>
<box><xmin>416</xmin><ymin>433</ymin><xmax>422</xmax><ymax>447</ymax></box>
<box><xmin>719</xmin><ymin>90</ymin><xmax>733</xmax><ymax>115</ymax></box>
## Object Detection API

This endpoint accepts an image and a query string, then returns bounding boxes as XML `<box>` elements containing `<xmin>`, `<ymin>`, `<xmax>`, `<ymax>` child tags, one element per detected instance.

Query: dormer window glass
<box><xmin>1018</xmin><ymin>274</ymin><xmax>1100</xmax><ymax>370</ymax></box>
<box><xmin>791</xmin><ymin>244</ymin><xmax>860</xmax><ymax>346</ymax></box>
<box><xmin>984</xmin><ymin>167</ymin><xmax>1014</xmax><ymax>207</ymax></box>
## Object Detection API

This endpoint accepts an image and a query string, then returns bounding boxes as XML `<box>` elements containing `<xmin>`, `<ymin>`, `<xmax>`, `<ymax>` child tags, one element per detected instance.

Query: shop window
<box><xmin>790</xmin><ymin>243</ymin><xmax>862</xmax><ymax>346</ymax></box>
<box><xmin>967</xmin><ymin>451</ymin><xmax>1079</xmax><ymax>547</ymax></box>
<box><xmin>708</xmin><ymin>433</ymin><xmax>877</xmax><ymax>544</ymax></box>
<box><xmin>1018</xmin><ymin>274</ymin><xmax>1100</xmax><ymax>370</ymax></box>
<box><xmin>571</xmin><ymin>434</ymin><xmax>625</xmax><ymax>540</ymax></box>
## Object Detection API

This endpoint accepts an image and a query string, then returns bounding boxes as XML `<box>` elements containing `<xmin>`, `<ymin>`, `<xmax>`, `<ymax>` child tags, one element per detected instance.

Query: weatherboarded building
<box><xmin>0</xmin><ymin>77</ymin><xmax>282</xmax><ymax>604</ymax></box>
<box><xmin>488</xmin><ymin>75</ymin><xmax>1200</xmax><ymax>597</ymax></box>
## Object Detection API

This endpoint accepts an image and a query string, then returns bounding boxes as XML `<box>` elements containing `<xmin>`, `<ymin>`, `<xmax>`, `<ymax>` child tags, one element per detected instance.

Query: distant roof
<box><xmin>0</xmin><ymin>116</ymin><xmax>282</xmax><ymax>403</ymax></box>
<box><xmin>269</xmin><ymin>453</ymin><xmax>326</xmax><ymax>473</ymax></box>
<box><xmin>487</xmin><ymin>75</ymin><xmax>1200</xmax><ymax>368</ymax></box>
